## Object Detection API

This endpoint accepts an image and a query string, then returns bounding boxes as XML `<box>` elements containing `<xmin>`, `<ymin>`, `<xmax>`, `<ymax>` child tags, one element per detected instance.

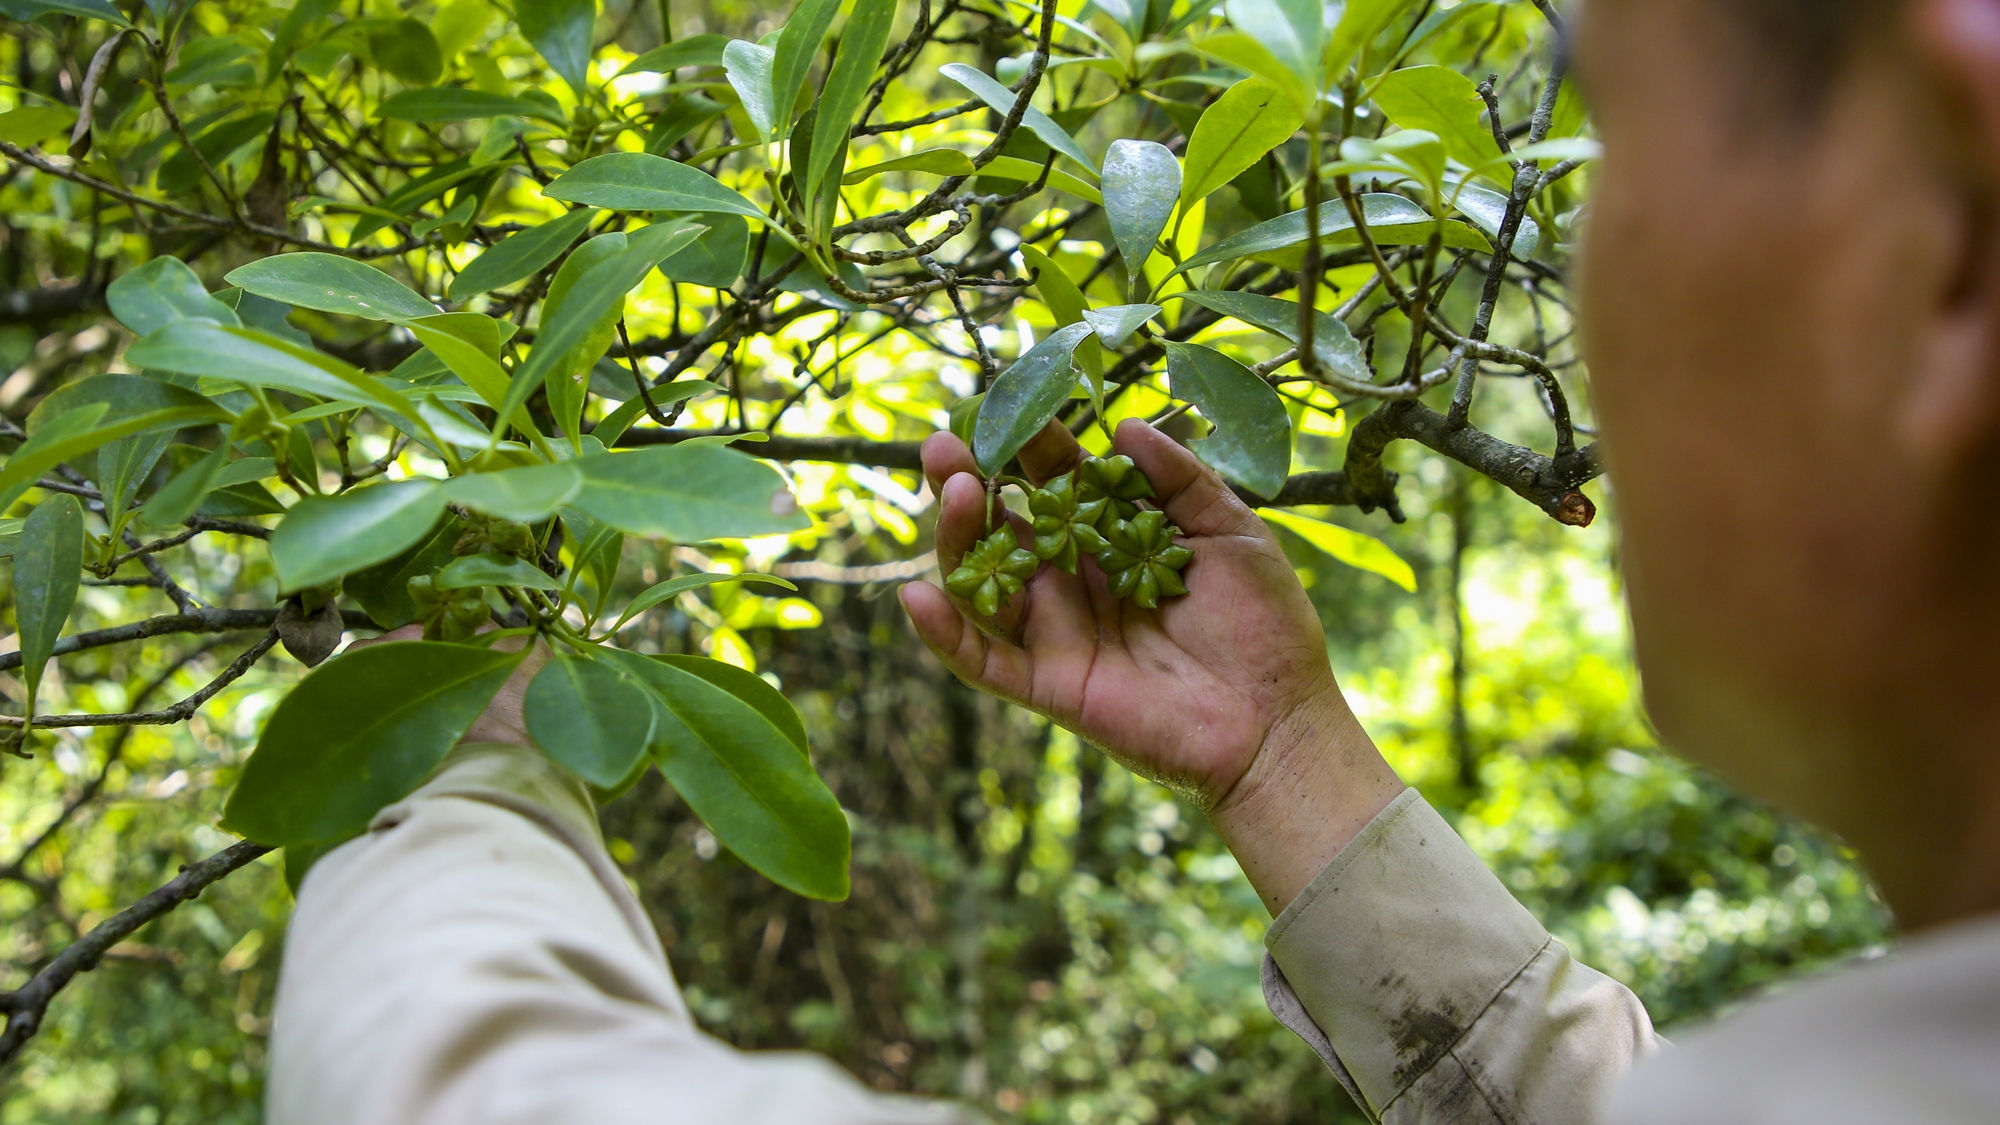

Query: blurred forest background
<box><xmin>0</xmin><ymin>0</ymin><xmax>1892</xmax><ymax>1120</ymax></box>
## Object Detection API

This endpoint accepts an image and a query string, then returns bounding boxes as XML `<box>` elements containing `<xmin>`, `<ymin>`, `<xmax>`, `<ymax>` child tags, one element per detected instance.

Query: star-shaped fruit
<box><xmin>1095</xmin><ymin>509</ymin><xmax>1193</xmax><ymax>609</ymax></box>
<box><xmin>945</xmin><ymin>525</ymin><xmax>1043</xmax><ymax>616</ymax></box>
<box><xmin>1076</xmin><ymin>455</ymin><xmax>1157</xmax><ymax>503</ymax></box>
<box><xmin>1028</xmin><ymin>472</ymin><xmax>1110</xmax><ymax>574</ymax></box>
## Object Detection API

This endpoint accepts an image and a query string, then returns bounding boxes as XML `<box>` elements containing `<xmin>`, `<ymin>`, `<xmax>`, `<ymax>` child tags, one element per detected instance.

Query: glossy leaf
<box><xmin>1101</xmin><ymin>139</ymin><xmax>1181</xmax><ymax>275</ymax></box>
<box><xmin>568</xmin><ymin>444</ymin><xmax>811</xmax><ymax>541</ymax></box>
<box><xmin>516</xmin><ymin>0</ymin><xmax>597</xmax><ymax>93</ymax></box>
<box><xmin>1260</xmin><ymin>506</ymin><xmax>1416</xmax><ymax>591</ymax></box>
<box><xmin>545</xmin><ymin>153</ymin><xmax>771</xmax><ymax>225</ymax></box>
<box><xmin>0</xmin><ymin>402</ymin><xmax>223</xmax><ymax>515</ymax></box>
<box><xmin>971</xmin><ymin>321</ymin><xmax>1094</xmax><ymax>475</ymax></box>
<box><xmin>1170</xmin><ymin>193</ymin><xmax>1490</xmax><ymax>277</ymax></box>
<box><xmin>270</xmin><ymin>481</ymin><xmax>448</xmax><ymax>591</ymax></box>
<box><xmin>722</xmin><ymin>39</ymin><xmax>779</xmax><ymax>141</ymax></box>
<box><xmin>1371</xmin><ymin>65</ymin><xmax>1503</xmax><ymax>170</ymax></box>
<box><xmin>3</xmin><ymin>0</ymin><xmax>128</xmax><ymax>26</ymax></box>
<box><xmin>842</xmin><ymin>149</ymin><xmax>978</xmax><ymax>183</ymax></box>
<box><xmin>1175</xmin><ymin>290</ymin><xmax>1370</xmax><ymax>384</ymax></box>
<box><xmin>1452</xmin><ymin>183</ymin><xmax>1540</xmax><ymax>260</ymax></box>
<box><xmin>13</xmin><ymin>494</ymin><xmax>83</xmax><ymax>715</ymax></box>
<box><xmin>523</xmin><ymin>651</ymin><xmax>659</xmax><ymax>787</ymax></box>
<box><xmin>606</xmin><ymin>649</ymin><xmax>849</xmax><ymax>899</ymax></box>
<box><xmin>435</xmin><ymin>551</ymin><xmax>562</xmax><ymax>590</ymax></box>
<box><xmin>106</xmin><ymin>257</ymin><xmax>241</xmax><ymax>335</ymax></box>
<box><xmin>368</xmin><ymin>18</ymin><xmax>444</xmax><ymax>85</ymax></box>
<box><xmin>1327</xmin><ymin>0</ymin><xmax>1417</xmax><ymax>79</ymax></box>
<box><xmin>618</xmin><ymin>33</ymin><xmax>730</xmax><ymax>75</ymax></box>
<box><xmin>1019</xmin><ymin>244</ymin><xmax>1104</xmax><ymax>403</ymax></box>
<box><xmin>226</xmin><ymin>253</ymin><xmax>439</xmax><ymax>322</ymax></box>
<box><xmin>1080</xmin><ymin>303</ymin><xmax>1160</xmax><ymax>348</ymax></box>
<box><xmin>805</xmin><ymin>0</ymin><xmax>898</xmax><ymax>207</ymax></box>
<box><xmin>771</xmin><ymin>0</ymin><xmax>842</xmax><ymax>140</ymax></box>
<box><xmin>141</xmin><ymin>441</ymin><xmax>230</xmax><ymax>527</ymax></box>
<box><xmin>654</xmin><ymin>652</ymin><xmax>807</xmax><ymax>757</ymax></box>
<box><xmin>608</xmin><ymin>570</ymin><xmax>797</xmax><ymax>634</ymax></box>
<box><xmin>440</xmin><ymin>461</ymin><xmax>583</xmax><ymax>521</ymax></box>
<box><xmin>1180</xmin><ymin>78</ymin><xmax>1303</xmax><ymax>211</ymax></box>
<box><xmin>977</xmin><ymin>156</ymin><xmax>1104</xmax><ymax>203</ymax></box>
<box><xmin>1222</xmin><ymin>0</ymin><xmax>1319</xmax><ymax>94</ymax></box>
<box><xmin>344</xmin><ymin>514</ymin><xmax>463</xmax><ymax>628</ymax></box>
<box><xmin>1163</xmin><ymin>341</ymin><xmax>1292</xmax><ymax>499</ymax></box>
<box><xmin>376</xmin><ymin>87</ymin><xmax>568</xmax><ymax>126</ymax></box>
<box><xmin>656</xmin><ymin>213</ymin><xmax>748</xmax><ymax>288</ymax></box>
<box><xmin>128</xmin><ymin>322</ymin><xmax>432</xmax><ymax>437</ymax></box>
<box><xmin>222</xmin><ymin>642</ymin><xmax>524</xmax><ymax>844</ymax></box>
<box><xmin>939</xmin><ymin>63</ymin><xmax>1098</xmax><ymax>172</ymax></box>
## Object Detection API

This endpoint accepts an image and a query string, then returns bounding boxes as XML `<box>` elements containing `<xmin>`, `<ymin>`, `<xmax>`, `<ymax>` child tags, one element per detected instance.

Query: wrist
<box><xmin>1208</xmin><ymin>686</ymin><xmax>1406</xmax><ymax>915</ymax></box>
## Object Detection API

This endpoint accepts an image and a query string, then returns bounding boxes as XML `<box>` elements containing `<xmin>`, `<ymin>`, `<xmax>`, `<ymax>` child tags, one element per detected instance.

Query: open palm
<box><xmin>900</xmin><ymin>419</ymin><xmax>1348</xmax><ymax>810</ymax></box>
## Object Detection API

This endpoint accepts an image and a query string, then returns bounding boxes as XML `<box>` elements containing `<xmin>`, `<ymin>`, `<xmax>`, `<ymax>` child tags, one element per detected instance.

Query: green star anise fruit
<box><xmin>1076</xmin><ymin>455</ymin><xmax>1157</xmax><ymax>504</ymax></box>
<box><xmin>945</xmin><ymin>525</ymin><xmax>1042</xmax><ymax>617</ymax></box>
<box><xmin>1027</xmin><ymin>472</ymin><xmax>1110</xmax><ymax>574</ymax></box>
<box><xmin>1095</xmin><ymin>509</ymin><xmax>1194</xmax><ymax>609</ymax></box>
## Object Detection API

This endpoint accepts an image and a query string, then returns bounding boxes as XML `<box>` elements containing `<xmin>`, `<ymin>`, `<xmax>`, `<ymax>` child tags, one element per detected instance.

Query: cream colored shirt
<box><xmin>270</xmin><ymin>747</ymin><xmax>2000</xmax><ymax>1124</ymax></box>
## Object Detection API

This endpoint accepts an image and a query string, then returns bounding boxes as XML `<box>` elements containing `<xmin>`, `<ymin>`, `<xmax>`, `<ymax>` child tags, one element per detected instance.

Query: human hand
<box><xmin>899</xmin><ymin>419</ymin><xmax>1405</xmax><ymax>912</ymax></box>
<box><xmin>343</xmin><ymin>625</ymin><xmax>549</xmax><ymax>748</ymax></box>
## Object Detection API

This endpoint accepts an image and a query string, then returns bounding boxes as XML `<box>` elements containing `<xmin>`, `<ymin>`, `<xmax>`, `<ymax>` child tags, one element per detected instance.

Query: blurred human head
<box><xmin>1576</xmin><ymin>0</ymin><xmax>2000</xmax><ymax>926</ymax></box>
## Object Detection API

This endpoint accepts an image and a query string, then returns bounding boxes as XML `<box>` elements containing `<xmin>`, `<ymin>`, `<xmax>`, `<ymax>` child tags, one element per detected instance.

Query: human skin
<box><xmin>906</xmin><ymin>0</ymin><xmax>2000</xmax><ymax>928</ymax></box>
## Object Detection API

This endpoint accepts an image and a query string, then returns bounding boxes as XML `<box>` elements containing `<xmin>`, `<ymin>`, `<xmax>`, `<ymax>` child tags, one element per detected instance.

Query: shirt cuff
<box><xmin>1262</xmin><ymin>789</ymin><xmax>1551</xmax><ymax>1117</ymax></box>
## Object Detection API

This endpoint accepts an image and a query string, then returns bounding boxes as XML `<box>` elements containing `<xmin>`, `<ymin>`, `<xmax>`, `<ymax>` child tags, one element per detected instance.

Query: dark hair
<box><xmin>1721</xmin><ymin>0</ymin><xmax>1895</xmax><ymax>111</ymax></box>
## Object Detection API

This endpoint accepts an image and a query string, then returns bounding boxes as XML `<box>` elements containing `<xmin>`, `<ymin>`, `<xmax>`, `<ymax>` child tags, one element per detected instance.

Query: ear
<box><xmin>1900</xmin><ymin>0</ymin><xmax>2000</xmax><ymax>467</ymax></box>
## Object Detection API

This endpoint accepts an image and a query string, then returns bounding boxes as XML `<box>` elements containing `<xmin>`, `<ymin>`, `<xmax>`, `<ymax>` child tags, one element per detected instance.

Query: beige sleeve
<box><xmin>1262</xmin><ymin>789</ymin><xmax>1663</xmax><ymax>1125</ymax></box>
<box><xmin>266</xmin><ymin>742</ymin><xmax>969</xmax><ymax>1125</ymax></box>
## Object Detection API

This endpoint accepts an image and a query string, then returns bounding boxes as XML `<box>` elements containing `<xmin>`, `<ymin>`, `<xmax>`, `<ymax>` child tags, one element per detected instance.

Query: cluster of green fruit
<box><xmin>945</xmin><ymin>456</ymin><xmax>1195</xmax><ymax>616</ymax></box>
<box><xmin>405</xmin><ymin>513</ymin><xmax>542</xmax><ymax>641</ymax></box>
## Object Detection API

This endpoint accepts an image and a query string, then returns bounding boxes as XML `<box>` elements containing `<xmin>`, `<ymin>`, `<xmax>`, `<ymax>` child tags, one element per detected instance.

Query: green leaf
<box><xmin>1179</xmin><ymin>77</ymin><xmax>1304</xmax><ymax>211</ymax></box>
<box><xmin>141</xmin><ymin>441</ymin><xmax>229</xmax><ymax>527</ymax></box>
<box><xmin>1174</xmin><ymin>290</ymin><xmax>1370</xmax><ymax>384</ymax></box>
<box><xmin>270</xmin><ymin>481</ymin><xmax>448</xmax><ymax>591</ymax></box>
<box><xmin>436</xmin><ymin>551</ymin><xmax>562</xmax><ymax>590</ymax></box>
<box><xmin>771</xmin><ymin>0</ymin><xmax>843</xmax><ymax>142</ymax></box>
<box><xmin>127</xmin><ymin>323</ymin><xmax>434</xmax><ymax>441</ymax></box>
<box><xmin>494</xmin><ymin>221</ymin><xmax>706</xmax><ymax>438</ymax></box>
<box><xmin>971</xmin><ymin>321</ymin><xmax>1094</xmax><ymax>475</ymax></box>
<box><xmin>722</xmin><ymin>39</ymin><xmax>779</xmax><ymax>141</ymax></box>
<box><xmin>0</xmin><ymin>518</ymin><xmax>19</xmax><ymax>558</ymax></box>
<box><xmin>976</xmin><ymin>156</ymin><xmax>1103</xmax><ymax>204</ymax></box>
<box><xmin>1371</xmin><ymin>65</ymin><xmax>1503</xmax><ymax>170</ymax></box>
<box><xmin>1260</xmin><ymin>506</ymin><xmax>1415</xmax><ymax>591</ymax></box>
<box><xmin>1019</xmin><ymin>244</ymin><xmax>1103</xmax><ymax>404</ymax></box>
<box><xmin>376</xmin><ymin>87</ymin><xmax>568</xmax><ymax>126</ymax></box>
<box><xmin>606</xmin><ymin>649</ymin><xmax>849</xmax><ymax>899</ymax></box>
<box><xmin>222</xmin><ymin>642</ymin><xmax>524</xmax><ymax>845</ymax></box>
<box><xmin>544</xmin><ymin>153</ymin><xmax>771</xmax><ymax>225</ymax></box>
<box><xmin>1327</xmin><ymin>0</ymin><xmax>1418</xmax><ymax>79</ymax></box>
<box><xmin>12</xmin><ymin>494</ymin><xmax>83</xmax><ymax>717</ymax></box>
<box><xmin>842</xmin><ymin>149</ymin><xmax>978</xmax><ymax>184</ymax></box>
<box><xmin>524</xmin><ymin>651</ymin><xmax>658</xmax><ymax>787</ymax></box>
<box><xmin>516</xmin><ymin>0</ymin><xmax>597</xmax><ymax>94</ymax></box>
<box><xmin>805</xmin><ymin>0</ymin><xmax>898</xmax><ymax>207</ymax></box>
<box><xmin>1101</xmin><ymin>139</ymin><xmax>1181</xmax><ymax>275</ymax></box>
<box><xmin>653</xmin><ymin>653</ymin><xmax>807</xmax><ymax>757</ymax></box>
<box><xmin>440</xmin><ymin>461</ymin><xmax>582</xmax><ymax>521</ymax></box>
<box><xmin>608</xmin><ymin>570</ymin><xmax>796</xmax><ymax>634</ymax></box>
<box><xmin>1451</xmin><ymin>182</ymin><xmax>1540</xmax><ymax>260</ymax></box>
<box><xmin>655</xmin><ymin>213</ymin><xmax>748</xmax><ymax>288</ymax></box>
<box><xmin>106</xmin><ymin>257</ymin><xmax>241</xmax><ymax>335</ymax></box>
<box><xmin>225</xmin><ymin>253</ymin><xmax>439</xmax><ymax>322</ymax></box>
<box><xmin>1163</xmin><ymin>341</ymin><xmax>1292</xmax><ymax>499</ymax></box>
<box><xmin>2</xmin><ymin>0</ymin><xmax>129</xmax><ymax>25</ymax></box>
<box><xmin>939</xmin><ymin>63</ymin><xmax>1099</xmax><ymax>173</ymax></box>
<box><xmin>1192</xmin><ymin>32</ymin><xmax>1313</xmax><ymax>115</ymax></box>
<box><xmin>0</xmin><ymin>105</ymin><xmax>77</xmax><ymax>148</ymax></box>
<box><xmin>1222</xmin><ymin>0</ymin><xmax>1320</xmax><ymax>95</ymax></box>
<box><xmin>344</xmin><ymin>513</ymin><xmax>463</xmax><ymax>628</ymax></box>
<box><xmin>1170</xmin><ymin>193</ymin><xmax>1490</xmax><ymax>277</ymax></box>
<box><xmin>1079</xmin><ymin>303</ymin><xmax>1159</xmax><ymax>348</ymax></box>
<box><xmin>540</xmin><ymin>231</ymin><xmax>632</xmax><ymax>438</ymax></box>
<box><xmin>157</xmin><ymin>111</ymin><xmax>274</xmax><ymax>195</ymax></box>
<box><xmin>368</xmin><ymin>17</ymin><xmax>443</xmax><ymax>85</ymax></box>
<box><xmin>568</xmin><ymin>445</ymin><xmax>810</xmax><ymax>541</ymax></box>
<box><xmin>0</xmin><ymin>401</ymin><xmax>224</xmax><ymax>515</ymax></box>
<box><xmin>618</xmin><ymin>33</ymin><xmax>730</xmax><ymax>75</ymax></box>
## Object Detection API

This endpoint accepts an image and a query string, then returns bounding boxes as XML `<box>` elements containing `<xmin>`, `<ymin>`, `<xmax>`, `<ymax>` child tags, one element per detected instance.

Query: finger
<box><xmin>936</xmin><ymin>471</ymin><xmax>990</xmax><ymax>575</ymax></box>
<box><xmin>922</xmin><ymin>431</ymin><xmax>978</xmax><ymax>498</ymax></box>
<box><xmin>1113</xmin><ymin>418</ymin><xmax>1264</xmax><ymax>538</ymax></box>
<box><xmin>1017</xmin><ymin>418</ymin><xmax>1086</xmax><ymax>485</ymax></box>
<box><xmin>899</xmin><ymin>581</ymin><xmax>1035</xmax><ymax>704</ymax></box>
<box><xmin>344</xmin><ymin>622</ymin><xmax>424</xmax><ymax>653</ymax></box>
